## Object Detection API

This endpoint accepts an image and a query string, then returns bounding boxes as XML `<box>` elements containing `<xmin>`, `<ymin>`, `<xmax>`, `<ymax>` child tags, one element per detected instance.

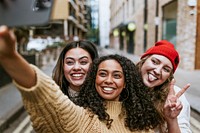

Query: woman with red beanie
<box><xmin>137</xmin><ymin>40</ymin><xmax>191</xmax><ymax>133</ymax></box>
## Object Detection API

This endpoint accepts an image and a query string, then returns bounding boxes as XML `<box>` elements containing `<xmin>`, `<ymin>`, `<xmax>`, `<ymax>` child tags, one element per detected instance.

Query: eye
<box><xmin>80</xmin><ymin>60</ymin><xmax>89</xmax><ymax>65</ymax></box>
<box><xmin>65</xmin><ymin>60</ymin><xmax>75</xmax><ymax>66</ymax></box>
<box><xmin>113</xmin><ymin>73</ymin><xmax>122</xmax><ymax>79</ymax></box>
<box><xmin>98</xmin><ymin>71</ymin><xmax>107</xmax><ymax>77</ymax></box>
<box><xmin>151</xmin><ymin>58</ymin><xmax>159</xmax><ymax>65</ymax></box>
<box><xmin>163</xmin><ymin>67</ymin><xmax>171</xmax><ymax>73</ymax></box>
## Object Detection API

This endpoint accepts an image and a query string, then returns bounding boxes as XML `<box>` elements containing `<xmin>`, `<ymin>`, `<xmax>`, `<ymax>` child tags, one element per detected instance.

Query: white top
<box><xmin>174</xmin><ymin>85</ymin><xmax>192</xmax><ymax>133</ymax></box>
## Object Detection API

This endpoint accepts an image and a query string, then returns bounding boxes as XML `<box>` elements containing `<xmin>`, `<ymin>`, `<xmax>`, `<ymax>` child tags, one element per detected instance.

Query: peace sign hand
<box><xmin>163</xmin><ymin>79</ymin><xmax>190</xmax><ymax>122</ymax></box>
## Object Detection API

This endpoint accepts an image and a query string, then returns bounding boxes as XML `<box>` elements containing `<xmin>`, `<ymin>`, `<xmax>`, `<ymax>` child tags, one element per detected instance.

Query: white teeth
<box><xmin>103</xmin><ymin>87</ymin><xmax>113</xmax><ymax>91</ymax></box>
<box><xmin>148</xmin><ymin>74</ymin><xmax>157</xmax><ymax>81</ymax></box>
<box><xmin>72</xmin><ymin>74</ymin><xmax>82</xmax><ymax>77</ymax></box>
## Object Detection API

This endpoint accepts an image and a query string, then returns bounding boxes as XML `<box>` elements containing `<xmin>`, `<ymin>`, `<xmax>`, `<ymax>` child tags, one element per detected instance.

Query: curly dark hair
<box><xmin>52</xmin><ymin>40</ymin><xmax>99</xmax><ymax>100</ymax></box>
<box><xmin>76</xmin><ymin>54</ymin><xmax>163</xmax><ymax>131</ymax></box>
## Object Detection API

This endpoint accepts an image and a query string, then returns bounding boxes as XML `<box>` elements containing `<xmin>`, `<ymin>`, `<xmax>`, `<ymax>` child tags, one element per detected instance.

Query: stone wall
<box><xmin>109</xmin><ymin>0</ymin><xmax>198</xmax><ymax>70</ymax></box>
<box><xmin>176</xmin><ymin>0</ymin><xmax>197</xmax><ymax>70</ymax></box>
<box><xmin>134</xmin><ymin>0</ymin><xmax>145</xmax><ymax>55</ymax></box>
<box><xmin>135</xmin><ymin>0</ymin><xmax>197</xmax><ymax>70</ymax></box>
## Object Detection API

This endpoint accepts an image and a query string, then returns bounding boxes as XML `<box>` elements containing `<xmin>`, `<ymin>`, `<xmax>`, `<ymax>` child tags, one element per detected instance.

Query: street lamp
<box><xmin>127</xmin><ymin>22</ymin><xmax>136</xmax><ymax>31</ymax></box>
<box><xmin>144</xmin><ymin>23</ymin><xmax>148</xmax><ymax>30</ymax></box>
<box><xmin>113</xmin><ymin>29</ymin><xmax>119</xmax><ymax>37</ymax></box>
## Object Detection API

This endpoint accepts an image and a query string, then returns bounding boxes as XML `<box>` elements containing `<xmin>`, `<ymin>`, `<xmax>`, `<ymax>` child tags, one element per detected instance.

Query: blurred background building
<box><xmin>8</xmin><ymin>0</ymin><xmax>200</xmax><ymax>72</ymax></box>
<box><xmin>1</xmin><ymin>1</ymin><xmax>200</xmax><ymax>132</ymax></box>
<box><xmin>99</xmin><ymin>0</ymin><xmax>110</xmax><ymax>48</ymax></box>
<box><xmin>41</xmin><ymin>0</ymin><xmax>89</xmax><ymax>40</ymax></box>
<box><xmin>0</xmin><ymin>0</ymin><xmax>97</xmax><ymax>87</ymax></box>
<box><xmin>109</xmin><ymin>0</ymin><xmax>199</xmax><ymax>70</ymax></box>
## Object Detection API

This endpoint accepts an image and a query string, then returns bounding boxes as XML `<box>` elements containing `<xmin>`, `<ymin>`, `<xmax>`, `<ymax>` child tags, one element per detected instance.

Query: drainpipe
<box><xmin>155</xmin><ymin>0</ymin><xmax>159</xmax><ymax>42</ymax></box>
<box><xmin>195</xmin><ymin>0</ymin><xmax>200</xmax><ymax>69</ymax></box>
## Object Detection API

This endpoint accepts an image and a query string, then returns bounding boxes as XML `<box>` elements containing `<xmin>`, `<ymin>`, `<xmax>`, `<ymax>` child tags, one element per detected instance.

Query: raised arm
<box><xmin>0</xmin><ymin>26</ymin><xmax>36</xmax><ymax>88</ymax></box>
<box><xmin>164</xmin><ymin>79</ymin><xmax>190</xmax><ymax>133</ymax></box>
<box><xmin>174</xmin><ymin>85</ymin><xmax>192</xmax><ymax>133</ymax></box>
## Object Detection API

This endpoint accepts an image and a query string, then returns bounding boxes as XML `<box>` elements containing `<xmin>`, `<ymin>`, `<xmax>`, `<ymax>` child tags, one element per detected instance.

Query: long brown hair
<box><xmin>52</xmin><ymin>40</ymin><xmax>99</xmax><ymax>97</ymax></box>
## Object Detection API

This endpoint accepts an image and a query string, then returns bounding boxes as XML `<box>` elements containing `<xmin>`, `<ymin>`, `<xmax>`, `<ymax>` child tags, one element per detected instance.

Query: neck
<box><xmin>68</xmin><ymin>86</ymin><xmax>80</xmax><ymax>98</ymax></box>
<box><xmin>69</xmin><ymin>85</ymin><xmax>80</xmax><ymax>92</ymax></box>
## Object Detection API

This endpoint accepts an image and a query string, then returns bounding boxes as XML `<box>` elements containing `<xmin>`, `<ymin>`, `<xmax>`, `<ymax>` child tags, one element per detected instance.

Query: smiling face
<box><xmin>141</xmin><ymin>54</ymin><xmax>173</xmax><ymax>88</ymax></box>
<box><xmin>95</xmin><ymin>59</ymin><xmax>125</xmax><ymax>101</ymax></box>
<box><xmin>63</xmin><ymin>47</ymin><xmax>92</xmax><ymax>91</ymax></box>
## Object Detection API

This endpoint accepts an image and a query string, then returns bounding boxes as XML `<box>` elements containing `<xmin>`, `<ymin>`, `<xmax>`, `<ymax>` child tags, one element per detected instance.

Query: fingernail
<box><xmin>0</xmin><ymin>25</ymin><xmax>7</xmax><ymax>32</ymax></box>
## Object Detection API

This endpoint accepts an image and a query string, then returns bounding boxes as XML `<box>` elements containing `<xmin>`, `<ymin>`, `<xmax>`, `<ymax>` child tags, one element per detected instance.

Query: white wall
<box><xmin>99</xmin><ymin>0</ymin><xmax>110</xmax><ymax>47</ymax></box>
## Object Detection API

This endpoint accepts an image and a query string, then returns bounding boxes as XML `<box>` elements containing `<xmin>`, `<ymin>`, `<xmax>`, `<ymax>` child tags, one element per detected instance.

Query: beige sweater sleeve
<box><xmin>13</xmin><ymin>65</ymin><xmax>85</xmax><ymax>133</ymax></box>
<box><xmin>12</xmin><ymin>65</ymin><xmax>155</xmax><ymax>133</ymax></box>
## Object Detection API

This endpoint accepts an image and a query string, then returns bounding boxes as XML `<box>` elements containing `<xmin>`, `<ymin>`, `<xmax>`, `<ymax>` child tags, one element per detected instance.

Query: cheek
<box><xmin>116</xmin><ymin>79</ymin><xmax>125</xmax><ymax>88</ymax></box>
<box><xmin>95</xmin><ymin>77</ymin><xmax>102</xmax><ymax>93</ymax></box>
<box><xmin>141</xmin><ymin>65</ymin><xmax>148</xmax><ymax>79</ymax></box>
<box><xmin>142</xmin><ymin>59</ymin><xmax>155</xmax><ymax>69</ymax></box>
<box><xmin>63</xmin><ymin>65</ymin><xmax>72</xmax><ymax>78</ymax></box>
<box><xmin>162</xmin><ymin>73</ymin><xmax>170</xmax><ymax>81</ymax></box>
<box><xmin>82</xmin><ymin>64</ymin><xmax>91</xmax><ymax>72</ymax></box>
<box><xmin>95</xmin><ymin>75</ymin><xmax>103</xmax><ymax>85</ymax></box>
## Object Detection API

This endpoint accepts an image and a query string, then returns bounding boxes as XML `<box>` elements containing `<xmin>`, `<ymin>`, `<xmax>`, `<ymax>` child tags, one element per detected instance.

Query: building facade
<box><xmin>109</xmin><ymin>0</ymin><xmax>199</xmax><ymax>70</ymax></box>
<box><xmin>34</xmin><ymin>0</ymin><xmax>90</xmax><ymax>41</ymax></box>
<box><xmin>99</xmin><ymin>0</ymin><xmax>110</xmax><ymax>47</ymax></box>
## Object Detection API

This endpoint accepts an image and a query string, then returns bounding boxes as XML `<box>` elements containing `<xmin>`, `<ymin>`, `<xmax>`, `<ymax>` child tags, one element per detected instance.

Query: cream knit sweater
<box><xmin>14</xmin><ymin>65</ymin><xmax>154</xmax><ymax>133</ymax></box>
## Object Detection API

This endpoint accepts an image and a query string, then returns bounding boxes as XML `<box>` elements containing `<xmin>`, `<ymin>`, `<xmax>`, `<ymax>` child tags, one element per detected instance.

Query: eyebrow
<box><xmin>98</xmin><ymin>69</ymin><xmax>123</xmax><ymax>73</ymax></box>
<box><xmin>65</xmin><ymin>56</ymin><xmax>89</xmax><ymax>60</ymax></box>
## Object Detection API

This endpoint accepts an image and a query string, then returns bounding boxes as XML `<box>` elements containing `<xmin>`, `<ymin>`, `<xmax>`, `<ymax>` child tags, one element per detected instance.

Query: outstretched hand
<box><xmin>0</xmin><ymin>25</ymin><xmax>36</xmax><ymax>88</ymax></box>
<box><xmin>0</xmin><ymin>26</ymin><xmax>16</xmax><ymax>59</ymax></box>
<box><xmin>163</xmin><ymin>79</ymin><xmax>190</xmax><ymax>122</ymax></box>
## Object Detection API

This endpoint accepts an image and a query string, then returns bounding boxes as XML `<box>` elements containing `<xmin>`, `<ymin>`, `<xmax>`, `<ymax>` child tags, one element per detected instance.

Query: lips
<box><xmin>148</xmin><ymin>73</ymin><xmax>158</xmax><ymax>82</ymax></box>
<box><xmin>71</xmin><ymin>73</ymin><xmax>84</xmax><ymax>79</ymax></box>
<box><xmin>102</xmin><ymin>87</ymin><xmax>115</xmax><ymax>94</ymax></box>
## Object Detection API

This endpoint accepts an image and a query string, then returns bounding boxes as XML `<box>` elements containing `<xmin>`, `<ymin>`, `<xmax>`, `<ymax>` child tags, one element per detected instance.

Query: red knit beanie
<box><xmin>141</xmin><ymin>40</ymin><xmax>180</xmax><ymax>73</ymax></box>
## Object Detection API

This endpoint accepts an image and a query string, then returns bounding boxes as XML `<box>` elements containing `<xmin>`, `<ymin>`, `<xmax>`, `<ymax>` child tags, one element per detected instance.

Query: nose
<box><xmin>104</xmin><ymin>75</ymin><xmax>113</xmax><ymax>84</ymax></box>
<box><xmin>73</xmin><ymin>62</ymin><xmax>81</xmax><ymax>70</ymax></box>
<box><xmin>154</xmin><ymin>65</ymin><xmax>162</xmax><ymax>75</ymax></box>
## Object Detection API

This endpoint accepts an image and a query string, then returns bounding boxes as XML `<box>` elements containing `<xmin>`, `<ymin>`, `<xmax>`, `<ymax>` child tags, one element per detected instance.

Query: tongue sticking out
<box><xmin>148</xmin><ymin>74</ymin><xmax>157</xmax><ymax>82</ymax></box>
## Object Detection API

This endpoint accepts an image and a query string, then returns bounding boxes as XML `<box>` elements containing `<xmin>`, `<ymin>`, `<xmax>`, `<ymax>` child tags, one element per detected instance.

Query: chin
<box><xmin>143</xmin><ymin>80</ymin><xmax>150</xmax><ymax>87</ymax></box>
<box><xmin>144</xmin><ymin>82</ymin><xmax>154</xmax><ymax>88</ymax></box>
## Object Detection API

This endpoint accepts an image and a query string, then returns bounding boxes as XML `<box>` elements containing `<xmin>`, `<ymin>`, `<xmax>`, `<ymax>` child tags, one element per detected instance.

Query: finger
<box><xmin>175</xmin><ymin>99</ymin><xmax>181</xmax><ymax>106</ymax></box>
<box><xmin>168</xmin><ymin>79</ymin><xmax>176</xmax><ymax>96</ymax></box>
<box><xmin>176</xmin><ymin>103</ymin><xmax>183</xmax><ymax>110</ymax></box>
<box><xmin>176</xmin><ymin>83</ymin><xmax>190</xmax><ymax>98</ymax></box>
<box><xmin>0</xmin><ymin>26</ymin><xmax>9</xmax><ymax>36</ymax></box>
<box><xmin>0</xmin><ymin>26</ymin><xmax>11</xmax><ymax>41</ymax></box>
<box><xmin>9</xmin><ymin>30</ymin><xmax>16</xmax><ymax>43</ymax></box>
<box><xmin>0</xmin><ymin>26</ymin><xmax>15</xmax><ymax>46</ymax></box>
<box><xmin>165</xmin><ymin>99</ymin><xmax>176</xmax><ymax>108</ymax></box>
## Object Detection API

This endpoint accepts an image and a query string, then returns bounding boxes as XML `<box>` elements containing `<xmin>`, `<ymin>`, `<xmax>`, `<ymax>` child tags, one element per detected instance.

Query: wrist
<box><xmin>0</xmin><ymin>50</ymin><xmax>19</xmax><ymax>64</ymax></box>
<box><xmin>166</xmin><ymin>118</ymin><xmax>181</xmax><ymax>133</ymax></box>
